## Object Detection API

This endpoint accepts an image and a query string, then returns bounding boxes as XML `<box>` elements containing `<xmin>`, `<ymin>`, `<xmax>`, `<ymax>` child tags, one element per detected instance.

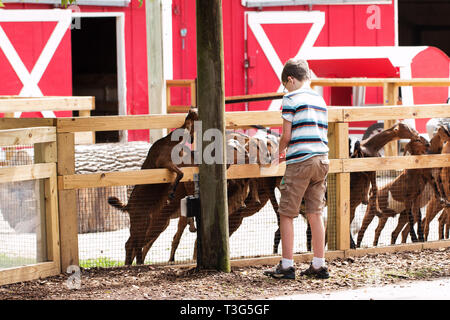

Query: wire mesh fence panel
<box><xmin>0</xmin><ymin>179</ymin><xmax>46</xmax><ymax>270</ymax></box>
<box><xmin>351</xmin><ymin>169</ymin><xmax>446</xmax><ymax>248</ymax></box>
<box><xmin>0</xmin><ymin>145</ymin><xmax>34</xmax><ymax>167</ymax></box>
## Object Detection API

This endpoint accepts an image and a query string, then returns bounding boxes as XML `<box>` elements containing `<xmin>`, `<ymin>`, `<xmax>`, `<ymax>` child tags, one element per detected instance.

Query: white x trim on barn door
<box><xmin>246</xmin><ymin>11</ymin><xmax>325</xmax><ymax>110</ymax></box>
<box><xmin>0</xmin><ymin>9</ymin><xmax>72</xmax><ymax>118</ymax></box>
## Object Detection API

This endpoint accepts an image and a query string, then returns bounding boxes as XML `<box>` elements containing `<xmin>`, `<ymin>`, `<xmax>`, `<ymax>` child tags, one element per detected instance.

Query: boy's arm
<box><xmin>278</xmin><ymin>119</ymin><xmax>292</xmax><ymax>157</ymax></box>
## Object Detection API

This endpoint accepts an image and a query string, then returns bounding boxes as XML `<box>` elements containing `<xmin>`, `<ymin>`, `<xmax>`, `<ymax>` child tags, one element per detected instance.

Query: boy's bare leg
<box><xmin>306</xmin><ymin>213</ymin><xmax>325</xmax><ymax>259</ymax></box>
<box><xmin>280</xmin><ymin>214</ymin><xmax>294</xmax><ymax>260</ymax></box>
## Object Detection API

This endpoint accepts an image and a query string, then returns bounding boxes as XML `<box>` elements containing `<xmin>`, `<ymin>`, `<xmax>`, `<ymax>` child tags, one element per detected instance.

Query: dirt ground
<box><xmin>0</xmin><ymin>247</ymin><xmax>449</xmax><ymax>300</ymax></box>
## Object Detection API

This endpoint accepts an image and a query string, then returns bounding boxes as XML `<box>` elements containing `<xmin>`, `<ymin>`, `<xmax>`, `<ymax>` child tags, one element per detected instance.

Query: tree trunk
<box><xmin>196</xmin><ymin>0</ymin><xmax>230</xmax><ymax>272</ymax></box>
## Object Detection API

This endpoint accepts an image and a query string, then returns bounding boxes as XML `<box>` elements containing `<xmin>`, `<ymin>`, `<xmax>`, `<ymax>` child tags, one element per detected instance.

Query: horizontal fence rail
<box><xmin>57</xmin><ymin>154</ymin><xmax>450</xmax><ymax>190</ymax></box>
<box><xmin>53</xmin><ymin>104</ymin><xmax>450</xmax><ymax>132</ymax></box>
<box><xmin>0</xmin><ymin>96</ymin><xmax>95</xmax><ymax>113</ymax></box>
<box><xmin>166</xmin><ymin>78</ymin><xmax>450</xmax><ymax>111</ymax></box>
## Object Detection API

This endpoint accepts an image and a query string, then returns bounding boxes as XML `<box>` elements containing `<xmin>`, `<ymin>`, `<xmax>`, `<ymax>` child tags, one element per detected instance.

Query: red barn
<box><xmin>0</xmin><ymin>0</ymin><xmax>449</xmax><ymax>141</ymax></box>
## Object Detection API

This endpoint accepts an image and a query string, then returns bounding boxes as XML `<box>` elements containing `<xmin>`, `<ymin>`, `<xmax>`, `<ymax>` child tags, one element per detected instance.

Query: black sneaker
<box><xmin>263</xmin><ymin>261</ymin><xmax>296</xmax><ymax>280</ymax></box>
<box><xmin>300</xmin><ymin>263</ymin><xmax>330</xmax><ymax>279</ymax></box>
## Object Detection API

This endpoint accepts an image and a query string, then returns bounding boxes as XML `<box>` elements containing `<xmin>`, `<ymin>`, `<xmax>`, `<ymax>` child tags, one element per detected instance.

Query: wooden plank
<box><xmin>45</xmin><ymin>172</ymin><xmax>60</xmax><ymax>270</ymax></box>
<box><xmin>56</xmin><ymin>109</ymin><xmax>344</xmax><ymax>133</ymax></box>
<box><xmin>59</xmin><ymin>166</ymin><xmax>200</xmax><ymax>190</ymax></box>
<box><xmin>166</xmin><ymin>79</ymin><xmax>196</xmax><ymax>87</ymax></box>
<box><xmin>0</xmin><ymin>97</ymin><xmax>94</xmax><ymax>113</ymax></box>
<box><xmin>57</xmin><ymin>153</ymin><xmax>449</xmax><ymax>191</ymax></box>
<box><xmin>58</xmin><ymin>160</ymin><xmax>342</xmax><ymax>190</ymax></box>
<box><xmin>225</xmin><ymin>92</ymin><xmax>284</xmax><ymax>104</ymax></box>
<box><xmin>0</xmin><ymin>163</ymin><xmax>55</xmax><ymax>183</ymax></box>
<box><xmin>0</xmin><ymin>262</ymin><xmax>59</xmax><ymax>286</ymax></box>
<box><xmin>0</xmin><ymin>118</ymin><xmax>55</xmax><ymax>130</ymax></box>
<box><xmin>34</xmin><ymin>142</ymin><xmax>56</xmax><ymax>263</ymax></box>
<box><xmin>56</xmin><ymin>133</ymin><xmax>79</xmax><ymax>271</ymax></box>
<box><xmin>311</xmin><ymin>78</ymin><xmax>450</xmax><ymax>87</ymax></box>
<box><xmin>56</xmin><ymin>114</ymin><xmax>187</xmax><ymax>132</ymax></box>
<box><xmin>336</xmin><ymin>173</ymin><xmax>350</xmax><ymax>250</ymax></box>
<box><xmin>0</xmin><ymin>127</ymin><xmax>56</xmax><ymax>146</ymax></box>
<box><xmin>342</xmin><ymin>104</ymin><xmax>450</xmax><ymax>122</ymax></box>
<box><xmin>383</xmin><ymin>82</ymin><xmax>398</xmax><ymax>157</ymax></box>
<box><xmin>342</xmin><ymin>154</ymin><xmax>450</xmax><ymax>172</ymax></box>
<box><xmin>167</xmin><ymin>105</ymin><xmax>191</xmax><ymax>113</ymax></box>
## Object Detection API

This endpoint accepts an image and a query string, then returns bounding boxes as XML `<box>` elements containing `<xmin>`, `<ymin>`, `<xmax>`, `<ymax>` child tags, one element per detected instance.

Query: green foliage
<box><xmin>0</xmin><ymin>254</ymin><xmax>36</xmax><ymax>269</ymax></box>
<box><xmin>0</xmin><ymin>0</ymin><xmax>4</xmax><ymax>8</ymax></box>
<box><xmin>79</xmin><ymin>257</ymin><xmax>125</xmax><ymax>268</ymax></box>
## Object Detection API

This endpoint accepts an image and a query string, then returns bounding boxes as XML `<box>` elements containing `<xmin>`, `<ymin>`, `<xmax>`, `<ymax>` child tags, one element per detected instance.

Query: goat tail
<box><xmin>108</xmin><ymin>196</ymin><xmax>127</xmax><ymax>211</ymax></box>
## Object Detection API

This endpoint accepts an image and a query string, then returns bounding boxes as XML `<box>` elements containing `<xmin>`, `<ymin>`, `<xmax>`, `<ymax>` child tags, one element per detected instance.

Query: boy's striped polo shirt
<box><xmin>281</xmin><ymin>86</ymin><xmax>329</xmax><ymax>165</ymax></box>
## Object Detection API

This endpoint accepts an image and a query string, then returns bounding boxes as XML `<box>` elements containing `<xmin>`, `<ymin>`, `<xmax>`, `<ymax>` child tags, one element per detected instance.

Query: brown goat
<box><xmin>168</xmin><ymin>136</ymin><xmax>251</xmax><ymax>262</ymax></box>
<box><xmin>107</xmin><ymin>109</ymin><xmax>198</xmax><ymax>265</ymax></box>
<box><xmin>349</xmin><ymin>122</ymin><xmax>420</xmax><ymax>248</ymax></box>
<box><xmin>422</xmin><ymin>124</ymin><xmax>450</xmax><ymax>240</ymax></box>
<box><xmin>357</xmin><ymin>136</ymin><xmax>447</xmax><ymax>247</ymax></box>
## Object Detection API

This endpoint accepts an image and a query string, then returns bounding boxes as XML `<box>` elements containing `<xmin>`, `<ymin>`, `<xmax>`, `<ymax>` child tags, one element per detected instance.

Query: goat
<box><xmin>169</xmin><ymin>131</ymin><xmax>281</xmax><ymax>262</ymax></box>
<box><xmin>168</xmin><ymin>137</ymin><xmax>250</xmax><ymax>262</ymax></box>
<box><xmin>107</xmin><ymin>109</ymin><xmax>198</xmax><ymax>265</ymax></box>
<box><xmin>349</xmin><ymin>122</ymin><xmax>420</xmax><ymax>248</ymax></box>
<box><xmin>357</xmin><ymin>136</ymin><xmax>448</xmax><ymax>247</ymax></box>
<box><xmin>422</xmin><ymin>124</ymin><xmax>450</xmax><ymax>240</ymax></box>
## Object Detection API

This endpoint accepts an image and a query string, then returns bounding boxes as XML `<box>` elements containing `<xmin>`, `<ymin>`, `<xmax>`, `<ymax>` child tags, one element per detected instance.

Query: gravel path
<box><xmin>0</xmin><ymin>248</ymin><xmax>448</xmax><ymax>300</ymax></box>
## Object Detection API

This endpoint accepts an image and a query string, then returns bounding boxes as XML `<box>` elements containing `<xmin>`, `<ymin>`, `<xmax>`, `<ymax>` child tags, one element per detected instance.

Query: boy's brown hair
<box><xmin>281</xmin><ymin>58</ymin><xmax>310</xmax><ymax>83</ymax></box>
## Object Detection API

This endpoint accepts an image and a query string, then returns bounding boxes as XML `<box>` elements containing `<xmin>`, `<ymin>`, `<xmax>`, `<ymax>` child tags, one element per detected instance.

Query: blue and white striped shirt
<box><xmin>281</xmin><ymin>85</ymin><xmax>329</xmax><ymax>165</ymax></box>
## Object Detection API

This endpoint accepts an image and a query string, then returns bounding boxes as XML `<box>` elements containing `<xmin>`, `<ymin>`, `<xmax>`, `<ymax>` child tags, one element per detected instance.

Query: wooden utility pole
<box><xmin>196</xmin><ymin>0</ymin><xmax>230</xmax><ymax>272</ymax></box>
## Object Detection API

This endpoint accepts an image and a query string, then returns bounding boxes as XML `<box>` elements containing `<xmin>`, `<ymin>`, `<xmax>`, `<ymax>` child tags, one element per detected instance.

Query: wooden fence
<box><xmin>1</xmin><ymin>79</ymin><xmax>450</xmax><ymax>285</ymax></box>
<box><xmin>0</xmin><ymin>96</ymin><xmax>96</xmax><ymax>145</ymax></box>
<box><xmin>167</xmin><ymin>77</ymin><xmax>450</xmax><ymax>156</ymax></box>
<box><xmin>0</xmin><ymin>126</ymin><xmax>60</xmax><ymax>286</ymax></box>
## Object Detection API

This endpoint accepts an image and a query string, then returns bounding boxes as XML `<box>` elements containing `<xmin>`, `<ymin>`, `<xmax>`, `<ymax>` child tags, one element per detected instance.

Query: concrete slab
<box><xmin>273</xmin><ymin>277</ymin><xmax>450</xmax><ymax>300</ymax></box>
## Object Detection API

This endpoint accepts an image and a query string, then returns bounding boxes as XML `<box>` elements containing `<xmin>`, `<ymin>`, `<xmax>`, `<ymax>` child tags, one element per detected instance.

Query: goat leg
<box><xmin>407</xmin><ymin>208</ymin><xmax>418</xmax><ymax>242</ymax></box>
<box><xmin>169</xmin><ymin>216</ymin><xmax>189</xmax><ymax>262</ymax></box>
<box><xmin>391</xmin><ymin>212</ymin><xmax>408</xmax><ymax>245</ymax></box>
<box><xmin>167</xmin><ymin>164</ymin><xmax>184</xmax><ymax>200</ymax></box>
<box><xmin>417</xmin><ymin>207</ymin><xmax>424</xmax><ymax>242</ymax></box>
<box><xmin>373</xmin><ymin>216</ymin><xmax>388</xmax><ymax>247</ymax></box>
<box><xmin>268</xmin><ymin>185</ymin><xmax>281</xmax><ymax>254</ymax></box>
<box><xmin>356</xmin><ymin>199</ymin><xmax>377</xmax><ymax>247</ymax></box>
<box><xmin>306</xmin><ymin>221</ymin><xmax>312</xmax><ymax>252</ymax></box>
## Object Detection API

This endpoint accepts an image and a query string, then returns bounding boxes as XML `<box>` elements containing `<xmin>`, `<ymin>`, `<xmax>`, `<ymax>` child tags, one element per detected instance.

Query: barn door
<box><xmin>244</xmin><ymin>11</ymin><xmax>325</xmax><ymax>111</ymax></box>
<box><xmin>0</xmin><ymin>9</ymin><xmax>73</xmax><ymax>118</ymax></box>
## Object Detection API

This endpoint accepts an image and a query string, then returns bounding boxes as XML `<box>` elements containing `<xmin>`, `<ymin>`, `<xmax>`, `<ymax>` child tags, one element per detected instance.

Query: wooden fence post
<box><xmin>34</xmin><ymin>141</ymin><xmax>57</xmax><ymax>263</ymax></box>
<box><xmin>196</xmin><ymin>0</ymin><xmax>230</xmax><ymax>272</ymax></box>
<box><xmin>56</xmin><ymin>131</ymin><xmax>79</xmax><ymax>270</ymax></box>
<box><xmin>327</xmin><ymin>122</ymin><xmax>350</xmax><ymax>251</ymax></box>
<box><xmin>383</xmin><ymin>82</ymin><xmax>399</xmax><ymax>156</ymax></box>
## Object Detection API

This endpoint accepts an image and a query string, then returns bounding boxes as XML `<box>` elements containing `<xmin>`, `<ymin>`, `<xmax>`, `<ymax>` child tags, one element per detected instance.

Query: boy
<box><xmin>264</xmin><ymin>58</ymin><xmax>330</xmax><ymax>280</ymax></box>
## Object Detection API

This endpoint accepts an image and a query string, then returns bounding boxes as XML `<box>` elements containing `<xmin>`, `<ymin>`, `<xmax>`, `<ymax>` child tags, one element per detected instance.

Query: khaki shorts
<box><xmin>278</xmin><ymin>154</ymin><xmax>329</xmax><ymax>218</ymax></box>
